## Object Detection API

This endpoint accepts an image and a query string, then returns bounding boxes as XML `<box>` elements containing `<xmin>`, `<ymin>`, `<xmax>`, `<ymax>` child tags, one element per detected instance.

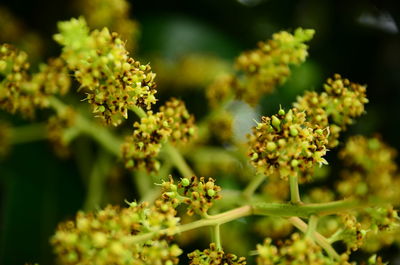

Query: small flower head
<box><xmin>248</xmin><ymin>108</ymin><xmax>328</xmax><ymax>181</ymax></box>
<box><xmin>188</xmin><ymin>243</ymin><xmax>246</xmax><ymax>265</ymax></box>
<box><xmin>336</xmin><ymin>136</ymin><xmax>399</xmax><ymax>202</ymax></box>
<box><xmin>206</xmin><ymin>74</ymin><xmax>235</xmax><ymax>108</ymax></box>
<box><xmin>234</xmin><ymin>28</ymin><xmax>314</xmax><ymax>105</ymax></box>
<box><xmin>0</xmin><ymin>44</ymin><xmax>70</xmax><ymax>118</ymax></box>
<box><xmin>54</xmin><ymin>17</ymin><xmax>157</xmax><ymax>126</ymax></box>
<box><xmin>256</xmin><ymin>233</ymin><xmax>350</xmax><ymax>265</ymax></box>
<box><xmin>160</xmin><ymin>98</ymin><xmax>197</xmax><ymax>144</ymax></box>
<box><xmin>121</xmin><ymin>111</ymin><xmax>171</xmax><ymax>172</ymax></box>
<box><xmin>294</xmin><ymin>74</ymin><xmax>368</xmax><ymax>148</ymax></box>
<box><xmin>51</xmin><ymin>202</ymin><xmax>181</xmax><ymax>265</ymax></box>
<box><xmin>161</xmin><ymin>175</ymin><xmax>222</xmax><ymax>216</ymax></box>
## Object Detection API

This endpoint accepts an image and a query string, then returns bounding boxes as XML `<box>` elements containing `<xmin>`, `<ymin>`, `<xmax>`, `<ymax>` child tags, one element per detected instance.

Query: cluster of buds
<box><xmin>208</xmin><ymin>110</ymin><xmax>234</xmax><ymax>143</ymax></box>
<box><xmin>188</xmin><ymin>243</ymin><xmax>246</xmax><ymax>265</ymax></box>
<box><xmin>121</xmin><ymin>111</ymin><xmax>171</xmax><ymax>172</ymax></box>
<box><xmin>122</xmin><ymin>98</ymin><xmax>197</xmax><ymax>171</ymax></box>
<box><xmin>206</xmin><ymin>74</ymin><xmax>235</xmax><ymax>109</ymax></box>
<box><xmin>75</xmin><ymin>0</ymin><xmax>139</xmax><ymax>52</ymax></box>
<box><xmin>234</xmin><ymin>28</ymin><xmax>314</xmax><ymax>105</ymax></box>
<box><xmin>54</xmin><ymin>17</ymin><xmax>157</xmax><ymax>126</ymax></box>
<box><xmin>294</xmin><ymin>74</ymin><xmax>368</xmax><ymax>147</ymax></box>
<box><xmin>51</xmin><ymin>201</ymin><xmax>181</xmax><ymax>265</ymax></box>
<box><xmin>336</xmin><ymin>136</ymin><xmax>399</xmax><ymax>202</ymax></box>
<box><xmin>0</xmin><ymin>44</ymin><xmax>70</xmax><ymax>118</ymax></box>
<box><xmin>256</xmin><ymin>234</ymin><xmax>344</xmax><ymax>264</ymax></box>
<box><xmin>46</xmin><ymin>107</ymin><xmax>77</xmax><ymax>158</ymax></box>
<box><xmin>357</xmin><ymin>206</ymin><xmax>400</xmax><ymax>252</ymax></box>
<box><xmin>248</xmin><ymin>108</ymin><xmax>328</xmax><ymax>181</ymax></box>
<box><xmin>159</xmin><ymin>98</ymin><xmax>197</xmax><ymax>144</ymax></box>
<box><xmin>339</xmin><ymin>214</ymin><xmax>367</xmax><ymax>252</ymax></box>
<box><xmin>160</xmin><ymin>175</ymin><xmax>221</xmax><ymax>216</ymax></box>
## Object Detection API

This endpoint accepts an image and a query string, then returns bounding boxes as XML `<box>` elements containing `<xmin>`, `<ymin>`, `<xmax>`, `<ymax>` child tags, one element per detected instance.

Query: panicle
<box><xmin>54</xmin><ymin>17</ymin><xmax>157</xmax><ymax>126</ymax></box>
<box><xmin>159</xmin><ymin>98</ymin><xmax>197</xmax><ymax>144</ymax></box>
<box><xmin>51</xmin><ymin>202</ymin><xmax>181</xmax><ymax>265</ymax></box>
<box><xmin>208</xmin><ymin>110</ymin><xmax>234</xmax><ymax>143</ymax></box>
<box><xmin>206</xmin><ymin>74</ymin><xmax>235</xmax><ymax>108</ymax></box>
<box><xmin>256</xmin><ymin>233</ymin><xmax>342</xmax><ymax>264</ymax></box>
<box><xmin>121</xmin><ymin>111</ymin><xmax>171</xmax><ymax>172</ymax></box>
<box><xmin>294</xmin><ymin>74</ymin><xmax>368</xmax><ymax>148</ymax></box>
<box><xmin>336</xmin><ymin>136</ymin><xmax>399</xmax><ymax>202</ymax></box>
<box><xmin>188</xmin><ymin>243</ymin><xmax>246</xmax><ymax>265</ymax></box>
<box><xmin>234</xmin><ymin>28</ymin><xmax>314</xmax><ymax>105</ymax></box>
<box><xmin>161</xmin><ymin>175</ymin><xmax>222</xmax><ymax>216</ymax></box>
<box><xmin>0</xmin><ymin>44</ymin><xmax>70</xmax><ymax>118</ymax></box>
<box><xmin>247</xmin><ymin>108</ymin><xmax>328</xmax><ymax>181</ymax></box>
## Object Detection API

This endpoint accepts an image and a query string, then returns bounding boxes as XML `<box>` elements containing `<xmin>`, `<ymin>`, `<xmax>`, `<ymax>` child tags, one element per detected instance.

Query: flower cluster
<box><xmin>204</xmin><ymin>28</ymin><xmax>313</xmax><ymax>108</ymax></box>
<box><xmin>47</xmin><ymin>107</ymin><xmax>77</xmax><ymax>158</ymax></box>
<box><xmin>339</xmin><ymin>214</ymin><xmax>366</xmax><ymax>252</ymax></box>
<box><xmin>256</xmin><ymin>234</ymin><xmax>343</xmax><ymax>265</ymax></box>
<box><xmin>206</xmin><ymin>74</ymin><xmax>235</xmax><ymax>109</ymax></box>
<box><xmin>159</xmin><ymin>98</ymin><xmax>197</xmax><ymax>144</ymax></box>
<box><xmin>54</xmin><ymin>17</ymin><xmax>157</xmax><ymax>126</ymax></box>
<box><xmin>188</xmin><ymin>243</ymin><xmax>246</xmax><ymax>265</ymax></box>
<box><xmin>208</xmin><ymin>110</ymin><xmax>234</xmax><ymax>143</ymax></box>
<box><xmin>161</xmin><ymin>175</ymin><xmax>222</xmax><ymax>216</ymax></box>
<box><xmin>51</xmin><ymin>201</ymin><xmax>181</xmax><ymax>265</ymax></box>
<box><xmin>122</xmin><ymin>98</ymin><xmax>196</xmax><ymax>171</ymax></box>
<box><xmin>121</xmin><ymin>111</ymin><xmax>171</xmax><ymax>172</ymax></box>
<box><xmin>336</xmin><ymin>136</ymin><xmax>399</xmax><ymax>202</ymax></box>
<box><xmin>248</xmin><ymin>108</ymin><xmax>328</xmax><ymax>180</ymax></box>
<box><xmin>234</xmin><ymin>28</ymin><xmax>314</xmax><ymax>105</ymax></box>
<box><xmin>74</xmin><ymin>0</ymin><xmax>139</xmax><ymax>52</ymax></box>
<box><xmin>0</xmin><ymin>44</ymin><xmax>70</xmax><ymax>118</ymax></box>
<box><xmin>294</xmin><ymin>74</ymin><xmax>368</xmax><ymax>147</ymax></box>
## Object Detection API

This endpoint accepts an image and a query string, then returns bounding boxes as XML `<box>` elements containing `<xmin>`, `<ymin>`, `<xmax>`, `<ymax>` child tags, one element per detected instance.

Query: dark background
<box><xmin>1</xmin><ymin>0</ymin><xmax>400</xmax><ymax>264</ymax></box>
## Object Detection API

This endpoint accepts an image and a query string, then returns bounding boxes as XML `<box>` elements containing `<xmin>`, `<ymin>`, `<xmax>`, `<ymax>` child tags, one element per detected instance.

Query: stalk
<box><xmin>10</xmin><ymin>123</ymin><xmax>47</xmax><ymax>144</ymax></box>
<box><xmin>289</xmin><ymin>175</ymin><xmax>301</xmax><ymax>204</ymax></box>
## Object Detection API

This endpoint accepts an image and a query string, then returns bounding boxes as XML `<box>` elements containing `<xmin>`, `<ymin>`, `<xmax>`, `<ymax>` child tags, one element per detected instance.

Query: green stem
<box><xmin>252</xmin><ymin>199</ymin><xmax>361</xmax><ymax>217</ymax></box>
<box><xmin>83</xmin><ymin>151</ymin><xmax>112</xmax><ymax>211</ymax></box>
<box><xmin>128</xmin><ymin>198</ymin><xmax>366</xmax><ymax>245</ymax></box>
<box><xmin>288</xmin><ymin>217</ymin><xmax>340</xmax><ymax>260</ymax></box>
<box><xmin>48</xmin><ymin>97</ymin><xmax>122</xmax><ymax>157</ymax></box>
<box><xmin>211</xmin><ymin>224</ymin><xmax>222</xmax><ymax>249</ymax></box>
<box><xmin>289</xmin><ymin>175</ymin><xmax>301</xmax><ymax>204</ymax></box>
<box><xmin>130</xmin><ymin>106</ymin><xmax>147</xmax><ymax>119</ymax></box>
<box><xmin>242</xmin><ymin>173</ymin><xmax>267</xmax><ymax>200</ymax></box>
<box><xmin>10</xmin><ymin>123</ymin><xmax>47</xmax><ymax>144</ymax></box>
<box><xmin>162</xmin><ymin>143</ymin><xmax>194</xmax><ymax>177</ymax></box>
<box><xmin>132</xmin><ymin>170</ymin><xmax>153</xmax><ymax>200</ymax></box>
<box><xmin>128</xmin><ymin>205</ymin><xmax>252</xmax><ymax>244</ymax></box>
<box><xmin>130</xmin><ymin>104</ymin><xmax>195</xmax><ymax>177</ymax></box>
<box><xmin>306</xmin><ymin>215</ymin><xmax>318</xmax><ymax>239</ymax></box>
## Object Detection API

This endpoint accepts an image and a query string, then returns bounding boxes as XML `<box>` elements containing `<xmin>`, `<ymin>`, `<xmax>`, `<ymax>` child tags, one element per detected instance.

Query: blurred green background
<box><xmin>1</xmin><ymin>0</ymin><xmax>400</xmax><ymax>264</ymax></box>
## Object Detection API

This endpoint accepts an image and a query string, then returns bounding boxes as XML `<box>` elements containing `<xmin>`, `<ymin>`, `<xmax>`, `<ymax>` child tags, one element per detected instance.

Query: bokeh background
<box><xmin>1</xmin><ymin>0</ymin><xmax>400</xmax><ymax>264</ymax></box>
